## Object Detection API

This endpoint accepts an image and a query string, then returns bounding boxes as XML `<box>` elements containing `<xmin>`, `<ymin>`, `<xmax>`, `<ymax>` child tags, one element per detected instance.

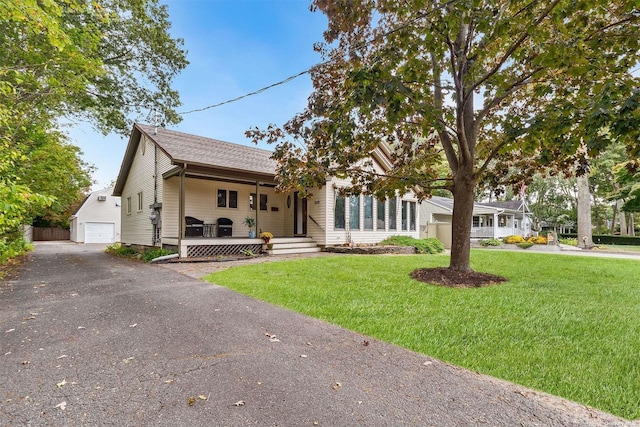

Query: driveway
<box><xmin>0</xmin><ymin>242</ymin><xmax>633</xmax><ymax>426</ymax></box>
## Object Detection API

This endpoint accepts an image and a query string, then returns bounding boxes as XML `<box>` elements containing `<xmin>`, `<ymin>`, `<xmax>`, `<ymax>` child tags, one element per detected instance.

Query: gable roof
<box><xmin>71</xmin><ymin>187</ymin><xmax>117</xmax><ymax>218</ymax></box>
<box><xmin>113</xmin><ymin>123</ymin><xmax>277</xmax><ymax>196</ymax></box>
<box><xmin>424</xmin><ymin>196</ymin><xmax>529</xmax><ymax>215</ymax></box>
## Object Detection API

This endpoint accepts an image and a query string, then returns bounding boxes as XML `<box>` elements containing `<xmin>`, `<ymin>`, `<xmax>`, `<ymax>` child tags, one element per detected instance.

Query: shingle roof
<box><xmin>136</xmin><ymin>124</ymin><xmax>277</xmax><ymax>175</ymax></box>
<box><xmin>480</xmin><ymin>200</ymin><xmax>524</xmax><ymax>211</ymax></box>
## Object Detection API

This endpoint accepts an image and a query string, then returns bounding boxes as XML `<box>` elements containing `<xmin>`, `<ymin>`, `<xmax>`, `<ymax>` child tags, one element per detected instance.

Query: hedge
<box><xmin>559</xmin><ymin>234</ymin><xmax>640</xmax><ymax>246</ymax></box>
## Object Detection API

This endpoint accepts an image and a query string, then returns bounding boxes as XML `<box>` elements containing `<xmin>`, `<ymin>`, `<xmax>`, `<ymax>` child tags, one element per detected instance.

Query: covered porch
<box><xmin>158</xmin><ymin>164</ymin><xmax>314</xmax><ymax>257</ymax></box>
<box><xmin>163</xmin><ymin>236</ymin><xmax>320</xmax><ymax>258</ymax></box>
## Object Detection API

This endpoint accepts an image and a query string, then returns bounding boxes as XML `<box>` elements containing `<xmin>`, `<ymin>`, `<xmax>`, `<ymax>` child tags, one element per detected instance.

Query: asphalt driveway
<box><xmin>0</xmin><ymin>242</ymin><xmax>633</xmax><ymax>426</ymax></box>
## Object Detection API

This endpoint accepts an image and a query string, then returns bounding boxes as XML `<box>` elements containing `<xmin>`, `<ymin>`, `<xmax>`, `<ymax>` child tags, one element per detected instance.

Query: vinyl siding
<box><xmin>318</xmin><ymin>176</ymin><xmax>420</xmax><ymax>246</ymax></box>
<box><xmin>161</xmin><ymin>177</ymin><xmax>289</xmax><ymax>238</ymax></box>
<box><xmin>71</xmin><ymin>188</ymin><xmax>121</xmax><ymax>243</ymax></box>
<box><xmin>120</xmin><ymin>136</ymin><xmax>172</xmax><ymax>246</ymax></box>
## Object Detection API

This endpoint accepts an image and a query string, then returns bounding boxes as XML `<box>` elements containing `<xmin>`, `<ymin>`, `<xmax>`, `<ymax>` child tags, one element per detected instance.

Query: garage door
<box><xmin>85</xmin><ymin>222</ymin><xmax>115</xmax><ymax>244</ymax></box>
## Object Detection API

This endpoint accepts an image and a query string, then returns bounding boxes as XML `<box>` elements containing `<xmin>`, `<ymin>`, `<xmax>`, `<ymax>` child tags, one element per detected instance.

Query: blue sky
<box><xmin>68</xmin><ymin>0</ymin><xmax>328</xmax><ymax>191</ymax></box>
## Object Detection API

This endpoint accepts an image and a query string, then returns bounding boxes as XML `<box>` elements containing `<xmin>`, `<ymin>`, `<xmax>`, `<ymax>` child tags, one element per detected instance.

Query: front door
<box><xmin>293</xmin><ymin>192</ymin><xmax>307</xmax><ymax>236</ymax></box>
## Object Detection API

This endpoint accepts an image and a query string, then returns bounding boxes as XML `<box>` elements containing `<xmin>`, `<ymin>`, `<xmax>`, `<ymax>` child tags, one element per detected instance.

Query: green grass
<box><xmin>204</xmin><ymin>251</ymin><xmax>640</xmax><ymax>420</ymax></box>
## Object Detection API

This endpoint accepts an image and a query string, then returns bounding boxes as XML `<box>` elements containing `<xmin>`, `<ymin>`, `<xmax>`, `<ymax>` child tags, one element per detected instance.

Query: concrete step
<box><xmin>266</xmin><ymin>246</ymin><xmax>322</xmax><ymax>255</ymax></box>
<box><xmin>266</xmin><ymin>242</ymin><xmax>318</xmax><ymax>250</ymax></box>
<box><xmin>268</xmin><ymin>238</ymin><xmax>315</xmax><ymax>244</ymax></box>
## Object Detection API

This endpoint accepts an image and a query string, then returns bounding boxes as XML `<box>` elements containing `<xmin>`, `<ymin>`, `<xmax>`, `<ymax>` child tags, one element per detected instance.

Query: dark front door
<box><xmin>293</xmin><ymin>192</ymin><xmax>307</xmax><ymax>236</ymax></box>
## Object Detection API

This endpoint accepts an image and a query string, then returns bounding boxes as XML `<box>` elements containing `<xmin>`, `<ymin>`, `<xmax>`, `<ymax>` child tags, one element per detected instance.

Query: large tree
<box><xmin>249</xmin><ymin>0</ymin><xmax>640</xmax><ymax>272</ymax></box>
<box><xmin>0</xmin><ymin>0</ymin><xmax>187</xmax><ymax>259</ymax></box>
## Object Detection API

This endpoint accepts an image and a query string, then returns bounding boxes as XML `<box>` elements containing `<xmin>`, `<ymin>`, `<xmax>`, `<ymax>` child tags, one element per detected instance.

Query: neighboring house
<box><xmin>420</xmin><ymin>196</ymin><xmax>532</xmax><ymax>248</ymax></box>
<box><xmin>70</xmin><ymin>187</ymin><xmax>121</xmax><ymax>244</ymax></box>
<box><xmin>112</xmin><ymin>123</ymin><xmax>420</xmax><ymax>258</ymax></box>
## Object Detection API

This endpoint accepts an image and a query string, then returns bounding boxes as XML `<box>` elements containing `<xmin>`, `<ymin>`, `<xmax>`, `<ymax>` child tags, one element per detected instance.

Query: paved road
<box><xmin>0</xmin><ymin>242</ymin><xmax>634</xmax><ymax>426</ymax></box>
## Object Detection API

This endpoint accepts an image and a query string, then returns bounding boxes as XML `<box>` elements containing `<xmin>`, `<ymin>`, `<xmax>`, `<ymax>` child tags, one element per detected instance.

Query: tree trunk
<box><xmin>619</xmin><ymin>201</ymin><xmax>628</xmax><ymax>235</ymax></box>
<box><xmin>629</xmin><ymin>213</ymin><xmax>635</xmax><ymax>237</ymax></box>
<box><xmin>449</xmin><ymin>172</ymin><xmax>476</xmax><ymax>272</ymax></box>
<box><xmin>577</xmin><ymin>174</ymin><xmax>593</xmax><ymax>248</ymax></box>
<box><xmin>610</xmin><ymin>202</ymin><xmax>617</xmax><ymax>235</ymax></box>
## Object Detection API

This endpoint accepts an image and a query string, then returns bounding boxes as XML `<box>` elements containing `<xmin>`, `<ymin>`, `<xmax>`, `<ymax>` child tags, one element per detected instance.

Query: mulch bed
<box><xmin>324</xmin><ymin>246</ymin><xmax>416</xmax><ymax>255</ymax></box>
<box><xmin>410</xmin><ymin>267</ymin><xmax>508</xmax><ymax>288</ymax></box>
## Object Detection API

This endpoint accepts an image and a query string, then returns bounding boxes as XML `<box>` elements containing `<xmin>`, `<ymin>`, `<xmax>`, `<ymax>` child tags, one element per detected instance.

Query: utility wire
<box><xmin>178</xmin><ymin>0</ymin><xmax>456</xmax><ymax>116</ymax></box>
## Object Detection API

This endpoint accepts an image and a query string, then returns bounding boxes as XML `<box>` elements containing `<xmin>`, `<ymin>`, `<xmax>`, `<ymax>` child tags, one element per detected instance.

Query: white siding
<box><xmin>70</xmin><ymin>187</ymin><xmax>121</xmax><ymax>243</ymax></box>
<box><xmin>121</xmin><ymin>136</ymin><xmax>173</xmax><ymax>246</ymax></box>
<box><xmin>316</xmin><ymin>176</ymin><xmax>420</xmax><ymax>247</ymax></box>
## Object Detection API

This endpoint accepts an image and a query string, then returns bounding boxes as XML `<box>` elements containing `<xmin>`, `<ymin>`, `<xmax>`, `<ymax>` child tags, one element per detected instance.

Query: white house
<box><xmin>112</xmin><ymin>123</ymin><xmax>420</xmax><ymax>258</ymax></box>
<box><xmin>70</xmin><ymin>187</ymin><xmax>121</xmax><ymax>244</ymax></box>
<box><xmin>420</xmin><ymin>196</ymin><xmax>533</xmax><ymax>247</ymax></box>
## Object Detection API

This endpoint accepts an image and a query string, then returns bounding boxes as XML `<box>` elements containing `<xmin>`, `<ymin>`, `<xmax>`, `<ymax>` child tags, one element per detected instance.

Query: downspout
<box><xmin>178</xmin><ymin>163</ymin><xmax>187</xmax><ymax>257</ymax></box>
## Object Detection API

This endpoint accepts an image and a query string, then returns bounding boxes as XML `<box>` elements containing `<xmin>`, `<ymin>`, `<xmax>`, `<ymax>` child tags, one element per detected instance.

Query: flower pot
<box><xmin>249</xmin><ymin>230</ymin><xmax>256</xmax><ymax>238</ymax></box>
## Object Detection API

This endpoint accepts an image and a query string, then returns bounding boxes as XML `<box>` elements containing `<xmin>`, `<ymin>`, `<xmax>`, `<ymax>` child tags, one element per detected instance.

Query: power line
<box><xmin>178</xmin><ymin>1</ymin><xmax>456</xmax><ymax>116</ymax></box>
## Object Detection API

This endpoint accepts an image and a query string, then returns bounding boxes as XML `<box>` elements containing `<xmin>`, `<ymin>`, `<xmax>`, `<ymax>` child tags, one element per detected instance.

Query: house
<box><xmin>70</xmin><ymin>187</ymin><xmax>121</xmax><ymax>243</ymax></box>
<box><xmin>112</xmin><ymin>123</ymin><xmax>420</xmax><ymax>258</ymax></box>
<box><xmin>420</xmin><ymin>196</ymin><xmax>532</xmax><ymax>248</ymax></box>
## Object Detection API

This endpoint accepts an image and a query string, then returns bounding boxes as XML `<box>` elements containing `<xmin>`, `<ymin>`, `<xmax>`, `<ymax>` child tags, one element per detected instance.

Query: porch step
<box><xmin>264</xmin><ymin>238</ymin><xmax>321</xmax><ymax>256</ymax></box>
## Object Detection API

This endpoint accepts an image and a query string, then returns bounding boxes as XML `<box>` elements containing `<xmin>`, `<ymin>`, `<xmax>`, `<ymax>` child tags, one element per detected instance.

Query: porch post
<box><xmin>178</xmin><ymin>164</ymin><xmax>186</xmax><ymax>257</ymax></box>
<box><xmin>493</xmin><ymin>213</ymin><xmax>499</xmax><ymax>238</ymax></box>
<box><xmin>255</xmin><ymin>181</ymin><xmax>260</xmax><ymax>234</ymax></box>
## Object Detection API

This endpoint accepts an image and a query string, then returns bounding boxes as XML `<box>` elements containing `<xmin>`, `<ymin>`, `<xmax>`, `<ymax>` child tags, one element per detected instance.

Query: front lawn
<box><xmin>204</xmin><ymin>251</ymin><xmax>640</xmax><ymax>420</ymax></box>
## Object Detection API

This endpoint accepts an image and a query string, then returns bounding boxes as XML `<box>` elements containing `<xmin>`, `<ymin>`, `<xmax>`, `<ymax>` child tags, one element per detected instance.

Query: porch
<box><xmin>163</xmin><ymin>236</ymin><xmax>321</xmax><ymax>258</ymax></box>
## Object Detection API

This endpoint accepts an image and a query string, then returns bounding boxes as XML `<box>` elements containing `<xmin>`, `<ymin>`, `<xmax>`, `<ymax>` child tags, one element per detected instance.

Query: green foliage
<box><xmin>379</xmin><ymin>236</ymin><xmax>445</xmax><ymax>254</ymax></box>
<box><xmin>248</xmin><ymin>0</ymin><xmax>640</xmax><ymax>271</ymax></box>
<box><xmin>559</xmin><ymin>238</ymin><xmax>578</xmax><ymax>246</ymax></box>
<box><xmin>206</xmin><ymin>252</ymin><xmax>640</xmax><ymax>419</ymax></box>
<box><xmin>560</xmin><ymin>234</ymin><xmax>640</xmax><ymax>246</ymax></box>
<box><xmin>240</xmin><ymin>249</ymin><xmax>256</xmax><ymax>257</ymax></box>
<box><xmin>479</xmin><ymin>238</ymin><xmax>502</xmax><ymax>247</ymax></box>
<box><xmin>516</xmin><ymin>242</ymin><xmax>534</xmax><ymax>250</ymax></box>
<box><xmin>0</xmin><ymin>236</ymin><xmax>32</xmax><ymax>266</ymax></box>
<box><xmin>105</xmin><ymin>243</ymin><xmax>138</xmax><ymax>258</ymax></box>
<box><xmin>0</xmin><ymin>0</ymin><xmax>187</xmax><ymax>263</ymax></box>
<box><xmin>141</xmin><ymin>248</ymin><xmax>176</xmax><ymax>262</ymax></box>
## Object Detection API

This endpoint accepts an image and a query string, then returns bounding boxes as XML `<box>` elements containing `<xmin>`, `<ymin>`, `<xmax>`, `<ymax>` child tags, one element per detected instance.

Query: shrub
<box><xmin>141</xmin><ymin>248</ymin><xmax>176</xmax><ymax>262</ymax></box>
<box><xmin>0</xmin><ymin>237</ymin><xmax>32</xmax><ymax>265</ymax></box>
<box><xmin>527</xmin><ymin>235</ymin><xmax>547</xmax><ymax>245</ymax></box>
<box><xmin>480</xmin><ymin>238</ymin><xmax>502</xmax><ymax>247</ymax></box>
<box><xmin>504</xmin><ymin>235</ymin><xmax>525</xmax><ymax>244</ymax></box>
<box><xmin>380</xmin><ymin>236</ymin><xmax>445</xmax><ymax>254</ymax></box>
<box><xmin>559</xmin><ymin>238</ymin><xmax>578</xmax><ymax>246</ymax></box>
<box><xmin>105</xmin><ymin>243</ymin><xmax>138</xmax><ymax>258</ymax></box>
<box><xmin>516</xmin><ymin>242</ymin><xmax>535</xmax><ymax>249</ymax></box>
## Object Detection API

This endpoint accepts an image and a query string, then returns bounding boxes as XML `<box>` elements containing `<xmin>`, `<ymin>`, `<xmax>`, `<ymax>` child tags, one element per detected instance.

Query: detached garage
<box><xmin>70</xmin><ymin>187</ymin><xmax>121</xmax><ymax>244</ymax></box>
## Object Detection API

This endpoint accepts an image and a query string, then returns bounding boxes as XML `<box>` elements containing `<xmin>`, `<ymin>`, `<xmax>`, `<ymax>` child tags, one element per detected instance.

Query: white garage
<box><xmin>70</xmin><ymin>187</ymin><xmax>121</xmax><ymax>244</ymax></box>
<box><xmin>85</xmin><ymin>222</ymin><xmax>116</xmax><ymax>244</ymax></box>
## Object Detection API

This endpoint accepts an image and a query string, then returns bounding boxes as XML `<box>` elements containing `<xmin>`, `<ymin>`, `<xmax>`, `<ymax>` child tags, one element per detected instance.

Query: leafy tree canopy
<box><xmin>248</xmin><ymin>0</ymin><xmax>640</xmax><ymax>271</ymax></box>
<box><xmin>0</xmin><ymin>0</ymin><xmax>187</xmax><ymax>258</ymax></box>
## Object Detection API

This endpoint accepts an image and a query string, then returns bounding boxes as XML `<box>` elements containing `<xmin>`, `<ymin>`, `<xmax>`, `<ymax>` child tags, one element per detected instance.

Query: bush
<box><xmin>559</xmin><ymin>238</ymin><xmax>578</xmax><ymax>246</ymax></box>
<box><xmin>141</xmin><ymin>248</ymin><xmax>176</xmax><ymax>262</ymax></box>
<box><xmin>516</xmin><ymin>242</ymin><xmax>535</xmax><ymax>249</ymax></box>
<box><xmin>105</xmin><ymin>243</ymin><xmax>138</xmax><ymax>258</ymax></box>
<box><xmin>480</xmin><ymin>238</ymin><xmax>502</xmax><ymax>247</ymax></box>
<box><xmin>527</xmin><ymin>235</ymin><xmax>547</xmax><ymax>245</ymax></box>
<box><xmin>0</xmin><ymin>237</ymin><xmax>32</xmax><ymax>266</ymax></box>
<box><xmin>504</xmin><ymin>235</ymin><xmax>525</xmax><ymax>244</ymax></box>
<box><xmin>380</xmin><ymin>236</ymin><xmax>445</xmax><ymax>254</ymax></box>
<box><xmin>559</xmin><ymin>234</ymin><xmax>640</xmax><ymax>246</ymax></box>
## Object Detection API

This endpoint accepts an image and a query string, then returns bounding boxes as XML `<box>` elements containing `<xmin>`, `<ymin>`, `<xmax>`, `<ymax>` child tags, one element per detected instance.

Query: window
<box><xmin>349</xmin><ymin>196</ymin><xmax>360</xmax><ymax>230</ymax></box>
<box><xmin>473</xmin><ymin>216</ymin><xmax>480</xmax><ymax>227</ymax></box>
<box><xmin>229</xmin><ymin>191</ymin><xmax>238</xmax><ymax>209</ymax></box>
<box><xmin>217</xmin><ymin>189</ymin><xmax>226</xmax><ymax>208</ymax></box>
<box><xmin>250</xmin><ymin>193</ymin><xmax>256</xmax><ymax>210</ymax></box>
<box><xmin>401</xmin><ymin>201</ymin><xmax>417</xmax><ymax>231</ymax></box>
<box><xmin>137</xmin><ymin>192</ymin><xmax>143</xmax><ymax>212</ymax></box>
<box><xmin>334</xmin><ymin>193</ymin><xmax>345</xmax><ymax>229</ymax></box>
<box><xmin>126</xmin><ymin>196</ymin><xmax>132</xmax><ymax>215</ymax></box>
<box><xmin>376</xmin><ymin>198</ymin><xmax>385</xmax><ymax>230</ymax></box>
<box><xmin>388</xmin><ymin>197</ymin><xmax>397</xmax><ymax>230</ymax></box>
<box><xmin>401</xmin><ymin>201</ymin><xmax>408</xmax><ymax>231</ymax></box>
<box><xmin>217</xmin><ymin>189</ymin><xmax>238</xmax><ymax>209</ymax></box>
<box><xmin>409</xmin><ymin>201</ymin><xmax>416</xmax><ymax>231</ymax></box>
<box><xmin>363</xmin><ymin>196</ymin><xmax>373</xmax><ymax>230</ymax></box>
<box><xmin>260</xmin><ymin>194</ymin><xmax>268</xmax><ymax>210</ymax></box>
